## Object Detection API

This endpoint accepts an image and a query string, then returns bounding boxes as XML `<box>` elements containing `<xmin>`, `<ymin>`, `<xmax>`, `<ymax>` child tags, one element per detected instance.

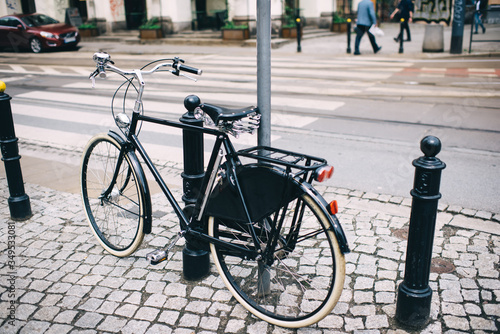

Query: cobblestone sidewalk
<box><xmin>0</xmin><ymin>172</ymin><xmax>499</xmax><ymax>333</ymax></box>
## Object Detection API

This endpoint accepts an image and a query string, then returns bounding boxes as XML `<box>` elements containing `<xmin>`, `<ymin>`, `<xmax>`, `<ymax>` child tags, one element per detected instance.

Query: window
<box><xmin>20</xmin><ymin>14</ymin><xmax>58</xmax><ymax>27</ymax></box>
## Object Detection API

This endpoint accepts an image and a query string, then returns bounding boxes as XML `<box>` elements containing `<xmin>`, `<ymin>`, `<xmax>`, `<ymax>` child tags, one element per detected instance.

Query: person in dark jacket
<box><xmin>354</xmin><ymin>0</ymin><xmax>382</xmax><ymax>55</ymax></box>
<box><xmin>390</xmin><ymin>0</ymin><xmax>414</xmax><ymax>42</ymax></box>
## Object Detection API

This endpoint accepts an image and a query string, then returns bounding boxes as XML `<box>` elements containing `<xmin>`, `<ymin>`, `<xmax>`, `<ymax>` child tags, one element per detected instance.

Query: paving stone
<box><xmin>145</xmin><ymin>324</ymin><xmax>173</xmax><ymax>334</ymax></box>
<box><xmin>97</xmin><ymin>316</ymin><xmax>128</xmax><ymax>332</ymax></box>
<box><xmin>75</xmin><ymin>312</ymin><xmax>104</xmax><ymax>328</ymax></box>
<box><xmin>199</xmin><ymin>316</ymin><xmax>220</xmax><ymax>331</ymax></box>
<box><xmin>45</xmin><ymin>323</ymin><xmax>73</xmax><ymax>334</ymax></box>
<box><xmin>15</xmin><ymin>304</ymin><xmax>37</xmax><ymax>321</ymax></box>
<box><xmin>121</xmin><ymin>320</ymin><xmax>151</xmax><ymax>334</ymax></box>
<box><xmin>79</xmin><ymin>298</ymin><xmax>104</xmax><ymax>312</ymax></box>
<box><xmin>20</xmin><ymin>291</ymin><xmax>44</xmax><ymax>304</ymax></box>
<box><xmin>115</xmin><ymin>304</ymin><xmax>138</xmax><ymax>318</ymax></box>
<box><xmin>96</xmin><ymin>301</ymin><xmax>119</xmax><ymax>315</ymax></box>
<box><xmin>441</xmin><ymin>302</ymin><xmax>466</xmax><ymax>316</ymax></box>
<box><xmin>350</xmin><ymin>305</ymin><xmax>376</xmax><ymax>316</ymax></box>
<box><xmin>144</xmin><ymin>294</ymin><xmax>167</xmax><ymax>307</ymax></box>
<box><xmin>354</xmin><ymin>291</ymin><xmax>373</xmax><ymax>304</ymax></box>
<box><xmin>443</xmin><ymin>315</ymin><xmax>470</xmax><ymax>331</ymax></box>
<box><xmin>375</xmin><ymin>292</ymin><xmax>395</xmax><ymax>304</ymax></box>
<box><xmin>158</xmin><ymin>310</ymin><xmax>180</xmax><ymax>325</ymax></box>
<box><xmin>18</xmin><ymin>320</ymin><xmax>50</xmax><ymax>334</ymax></box>
<box><xmin>365</xmin><ymin>314</ymin><xmax>389</xmax><ymax>329</ymax></box>
<box><xmin>469</xmin><ymin>316</ymin><xmax>497</xmax><ymax>331</ymax></box>
<box><xmin>225</xmin><ymin>319</ymin><xmax>245</xmax><ymax>333</ymax></box>
<box><xmin>178</xmin><ymin>313</ymin><xmax>200</xmax><ymax>327</ymax></box>
<box><xmin>354</xmin><ymin>277</ymin><xmax>374</xmax><ymax>290</ymax></box>
<box><xmin>32</xmin><ymin>306</ymin><xmax>61</xmax><ymax>321</ymax></box>
<box><xmin>344</xmin><ymin>317</ymin><xmax>364</xmax><ymax>331</ymax></box>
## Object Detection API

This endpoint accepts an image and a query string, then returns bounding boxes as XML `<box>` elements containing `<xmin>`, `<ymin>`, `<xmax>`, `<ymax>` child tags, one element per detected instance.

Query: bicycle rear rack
<box><xmin>237</xmin><ymin>146</ymin><xmax>328</xmax><ymax>172</ymax></box>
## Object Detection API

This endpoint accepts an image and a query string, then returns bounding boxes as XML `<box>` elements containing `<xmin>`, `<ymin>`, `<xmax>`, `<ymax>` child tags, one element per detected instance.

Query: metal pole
<box><xmin>450</xmin><ymin>0</ymin><xmax>466</xmax><ymax>54</ymax></box>
<box><xmin>346</xmin><ymin>19</ymin><xmax>352</xmax><ymax>54</ymax></box>
<box><xmin>257</xmin><ymin>0</ymin><xmax>271</xmax><ymax>147</ymax></box>
<box><xmin>469</xmin><ymin>11</ymin><xmax>474</xmax><ymax>53</ymax></box>
<box><xmin>296</xmin><ymin>17</ymin><xmax>302</xmax><ymax>52</ymax></box>
<box><xmin>180</xmin><ymin>94</ymin><xmax>210</xmax><ymax>281</ymax></box>
<box><xmin>396</xmin><ymin>135</ymin><xmax>446</xmax><ymax>328</ymax></box>
<box><xmin>0</xmin><ymin>82</ymin><xmax>32</xmax><ymax>221</ymax></box>
<box><xmin>399</xmin><ymin>19</ymin><xmax>404</xmax><ymax>54</ymax></box>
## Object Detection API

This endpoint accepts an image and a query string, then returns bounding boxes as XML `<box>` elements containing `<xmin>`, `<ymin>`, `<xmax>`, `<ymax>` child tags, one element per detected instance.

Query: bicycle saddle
<box><xmin>200</xmin><ymin>103</ymin><xmax>259</xmax><ymax>125</ymax></box>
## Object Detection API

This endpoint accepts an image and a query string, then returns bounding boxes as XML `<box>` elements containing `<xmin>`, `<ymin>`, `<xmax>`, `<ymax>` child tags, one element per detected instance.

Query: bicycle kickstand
<box><xmin>146</xmin><ymin>232</ymin><xmax>184</xmax><ymax>265</ymax></box>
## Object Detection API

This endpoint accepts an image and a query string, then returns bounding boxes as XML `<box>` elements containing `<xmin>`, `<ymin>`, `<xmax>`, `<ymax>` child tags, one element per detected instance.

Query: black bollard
<box><xmin>346</xmin><ymin>19</ymin><xmax>352</xmax><ymax>54</ymax></box>
<box><xmin>399</xmin><ymin>18</ymin><xmax>404</xmax><ymax>54</ymax></box>
<box><xmin>180</xmin><ymin>94</ymin><xmax>210</xmax><ymax>280</ymax></box>
<box><xmin>296</xmin><ymin>17</ymin><xmax>302</xmax><ymax>53</ymax></box>
<box><xmin>0</xmin><ymin>82</ymin><xmax>32</xmax><ymax>221</ymax></box>
<box><xmin>395</xmin><ymin>135</ymin><xmax>446</xmax><ymax>328</ymax></box>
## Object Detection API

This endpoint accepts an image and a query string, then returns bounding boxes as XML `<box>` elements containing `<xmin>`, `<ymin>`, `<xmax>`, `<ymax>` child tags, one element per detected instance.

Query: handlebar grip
<box><xmin>177</xmin><ymin>64</ymin><xmax>202</xmax><ymax>75</ymax></box>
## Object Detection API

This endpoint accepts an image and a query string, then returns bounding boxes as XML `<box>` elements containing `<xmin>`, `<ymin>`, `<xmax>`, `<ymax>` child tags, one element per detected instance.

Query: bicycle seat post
<box><xmin>180</xmin><ymin>94</ymin><xmax>210</xmax><ymax>280</ymax></box>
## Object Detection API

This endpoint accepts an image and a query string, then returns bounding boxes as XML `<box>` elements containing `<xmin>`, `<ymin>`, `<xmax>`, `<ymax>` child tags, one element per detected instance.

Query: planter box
<box><xmin>222</xmin><ymin>29</ymin><xmax>250</xmax><ymax>40</ymax></box>
<box><xmin>281</xmin><ymin>27</ymin><xmax>299</xmax><ymax>38</ymax></box>
<box><xmin>140</xmin><ymin>29</ymin><xmax>163</xmax><ymax>39</ymax></box>
<box><xmin>79</xmin><ymin>28</ymin><xmax>98</xmax><ymax>37</ymax></box>
<box><xmin>331</xmin><ymin>23</ymin><xmax>348</xmax><ymax>33</ymax></box>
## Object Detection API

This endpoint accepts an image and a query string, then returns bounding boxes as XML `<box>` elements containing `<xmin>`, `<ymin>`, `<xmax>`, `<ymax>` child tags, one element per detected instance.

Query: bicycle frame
<box><xmin>109</xmin><ymin>108</ymin><xmax>265</xmax><ymax>260</ymax></box>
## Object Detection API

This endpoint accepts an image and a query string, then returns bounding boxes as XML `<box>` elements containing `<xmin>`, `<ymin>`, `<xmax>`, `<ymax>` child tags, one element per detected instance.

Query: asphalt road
<box><xmin>0</xmin><ymin>33</ymin><xmax>499</xmax><ymax>214</ymax></box>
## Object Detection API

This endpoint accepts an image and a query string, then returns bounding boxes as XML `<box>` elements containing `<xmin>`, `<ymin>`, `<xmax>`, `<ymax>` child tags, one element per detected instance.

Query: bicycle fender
<box><xmin>205</xmin><ymin>164</ymin><xmax>302</xmax><ymax>224</ymax></box>
<box><xmin>302</xmin><ymin>184</ymin><xmax>351</xmax><ymax>254</ymax></box>
<box><xmin>107</xmin><ymin>131</ymin><xmax>153</xmax><ymax>234</ymax></box>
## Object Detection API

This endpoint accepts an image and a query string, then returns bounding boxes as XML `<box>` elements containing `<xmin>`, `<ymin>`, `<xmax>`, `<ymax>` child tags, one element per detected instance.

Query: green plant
<box><xmin>139</xmin><ymin>17</ymin><xmax>161</xmax><ymax>30</ymax></box>
<box><xmin>78</xmin><ymin>22</ymin><xmax>97</xmax><ymax>29</ymax></box>
<box><xmin>221</xmin><ymin>21</ymin><xmax>248</xmax><ymax>30</ymax></box>
<box><xmin>333</xmin><ymin>11</ymin><xmax>347</xmax><ymax>24</ymax></box>
<box><xmin>282</xmin><ymin>5</ymin><xmax>296</xmax><ymax>28</ymax></box>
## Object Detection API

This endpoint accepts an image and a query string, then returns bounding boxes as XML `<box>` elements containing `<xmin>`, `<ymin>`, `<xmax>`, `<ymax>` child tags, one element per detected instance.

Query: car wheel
<box><xmin>30</xmin><ymin>38</ymin><xmax>42</xmax><ymax>53</ymax></box>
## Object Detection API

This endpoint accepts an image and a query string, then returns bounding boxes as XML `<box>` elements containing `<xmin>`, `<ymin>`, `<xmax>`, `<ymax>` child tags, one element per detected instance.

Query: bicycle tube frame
<box><xmin>121</xmin><ymin>112</ymin><xmax>262</xmax><ymax>260</ymax></box>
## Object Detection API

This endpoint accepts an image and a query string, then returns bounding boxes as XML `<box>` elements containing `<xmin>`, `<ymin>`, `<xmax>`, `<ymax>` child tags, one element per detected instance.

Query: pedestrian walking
<box><xmin>474</xmin><ymin>0</ymin><xmax>486</xmax><ymax>34</ymax></box>
<box><xmin>390</xmin><ymin>0</ymin><xmax>414</xmax><ymax>42</ymax></box>
<box><xmin>354</xmin><ymin>0</ymin><xmax>382</xmax><ymax>55</ymax></box>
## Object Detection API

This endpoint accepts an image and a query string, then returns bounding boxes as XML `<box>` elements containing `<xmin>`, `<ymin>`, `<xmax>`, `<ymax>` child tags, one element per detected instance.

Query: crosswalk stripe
<box><xmin>13</xmin><ymin>90</ymin><xmax>312</xmax><ymax>138</ymax></box>
<box><xmin>61</xmin><ymin>82</ymin><xmax>347</xmax><ymax>111</ymax></box>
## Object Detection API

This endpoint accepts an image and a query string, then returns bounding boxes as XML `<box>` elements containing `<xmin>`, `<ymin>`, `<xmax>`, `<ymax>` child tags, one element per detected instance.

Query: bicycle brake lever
<box><xmin>180</xmin><ymin>73</ymin><xmax>198</xmax><ymax>82</ymax></box>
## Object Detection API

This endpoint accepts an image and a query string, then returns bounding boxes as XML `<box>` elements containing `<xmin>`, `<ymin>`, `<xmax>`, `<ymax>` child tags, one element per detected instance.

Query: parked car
<box><xmin>0</xmin><ymin>13</ymin><xmax>80</xmax><ymax>53</ymax></box>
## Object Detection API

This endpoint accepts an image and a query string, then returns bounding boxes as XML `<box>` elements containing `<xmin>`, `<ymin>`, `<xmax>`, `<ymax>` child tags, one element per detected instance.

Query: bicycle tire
<box><xmin>208</xmin><ymin>191</ymin><xmax>345</xmax><ymax>328</ymax></box>
<box><xmin>81</xmin><ymin>133</ymin><xmax>145</xmax><ymax>257</ymax></box>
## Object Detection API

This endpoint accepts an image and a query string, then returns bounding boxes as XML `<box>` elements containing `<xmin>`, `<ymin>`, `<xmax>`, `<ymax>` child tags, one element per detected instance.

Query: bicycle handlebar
<box><xmin>89</xmin><ymin>52</ymin><xmax>202</xmax><ymax>81</ymax></box>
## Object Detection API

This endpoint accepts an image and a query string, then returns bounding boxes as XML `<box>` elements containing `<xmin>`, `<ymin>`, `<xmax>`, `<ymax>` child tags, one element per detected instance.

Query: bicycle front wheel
<box><xmin>81</xmin><ymin>133</ymin><xmax>145</xmax><ymax>257</ymax></box>
<box><xmin>208</xmin><ymin>192</ymin><xmax>345</xmax><ymax>328</ymax></box>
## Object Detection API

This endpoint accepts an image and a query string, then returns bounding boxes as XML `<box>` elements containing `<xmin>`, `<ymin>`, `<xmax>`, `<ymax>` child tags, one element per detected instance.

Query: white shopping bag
<box><xmin>369</xmin><ymin>26</ymin><xmax>384</xmax><ymax>37</ymax></box>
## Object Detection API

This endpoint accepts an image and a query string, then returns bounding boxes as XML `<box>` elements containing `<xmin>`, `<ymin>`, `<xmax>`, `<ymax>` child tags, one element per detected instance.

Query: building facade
<box><xmin>0</xmin><ymin>0</ymin><xmax>359</xmax><ymax>35</ymax></box>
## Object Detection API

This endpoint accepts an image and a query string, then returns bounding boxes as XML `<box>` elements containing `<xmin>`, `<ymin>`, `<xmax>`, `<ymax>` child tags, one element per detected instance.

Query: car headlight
<box><xmin>40</xmin><ymin>31</ymin><xmax>58</xmax><ymax>39</ymax></box>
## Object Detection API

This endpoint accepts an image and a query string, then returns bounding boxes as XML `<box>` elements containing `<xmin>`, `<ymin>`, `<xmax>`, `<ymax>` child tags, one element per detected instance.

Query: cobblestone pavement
<box><xmin>0</xmin><ymin>143</ymin><xmax>499</xmax><ymax>333</ymax></box>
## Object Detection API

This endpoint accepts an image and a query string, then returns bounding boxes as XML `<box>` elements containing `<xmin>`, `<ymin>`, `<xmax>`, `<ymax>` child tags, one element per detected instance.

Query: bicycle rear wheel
<box><xmin>81</xmin><ymin>133</ymin><xmax>145</xmax><ymax>257</ymax></box>
<box><xmin>208</xmin><ymin>191</ymin><xmax>345</xmax><ymax>328</ymax></box>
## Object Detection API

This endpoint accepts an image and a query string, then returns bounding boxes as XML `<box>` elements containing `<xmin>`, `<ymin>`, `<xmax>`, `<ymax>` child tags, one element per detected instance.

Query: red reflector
<box><xmin>315</xmin><ymin>166</ymin><xmax>334</xmax><ymax>182</ymax></box>
<box><xmin>328</xmin><ymin>200</ymin><xmax>339</xmax><ymax>215</ymax></box>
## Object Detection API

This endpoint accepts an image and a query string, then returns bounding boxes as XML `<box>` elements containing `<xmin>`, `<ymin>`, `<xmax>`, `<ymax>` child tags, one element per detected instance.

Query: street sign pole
<box><xmin>257</xmin><ymin>0</ymin><xmax>271</xmax><ymax>147</ymax></box>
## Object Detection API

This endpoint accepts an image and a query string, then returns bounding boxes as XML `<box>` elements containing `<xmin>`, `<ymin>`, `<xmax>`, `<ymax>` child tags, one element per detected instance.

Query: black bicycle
<box><xmin>81</xmin><ymin>52</ymin><xmax>350</xmax><ymax>328</ymax></box>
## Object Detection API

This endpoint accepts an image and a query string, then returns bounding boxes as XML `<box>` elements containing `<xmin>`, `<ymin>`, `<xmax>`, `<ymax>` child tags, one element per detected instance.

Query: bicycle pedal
<box><xmin>146</xmin><ymin>249</ymin><xmax>168</xmax><ymax>265</ymax></box>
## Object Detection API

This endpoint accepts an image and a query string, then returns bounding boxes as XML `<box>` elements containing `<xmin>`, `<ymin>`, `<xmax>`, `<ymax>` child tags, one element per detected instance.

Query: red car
<box><xmin>0</xmin><ymin>13</ymin><xmax>80</xmax><ymax>53</ymax></box>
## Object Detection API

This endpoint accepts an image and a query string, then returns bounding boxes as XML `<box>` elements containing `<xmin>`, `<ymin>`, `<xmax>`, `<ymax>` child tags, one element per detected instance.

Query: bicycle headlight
<box><xmin>40</xmin><ymin>31</ymin><xmax>58</xmax><ymax>39</ymax></box>
<box><xmin>115</xmin><ymin>113</ymin><xmax>131</xmax><ymax>129</ymax></box>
